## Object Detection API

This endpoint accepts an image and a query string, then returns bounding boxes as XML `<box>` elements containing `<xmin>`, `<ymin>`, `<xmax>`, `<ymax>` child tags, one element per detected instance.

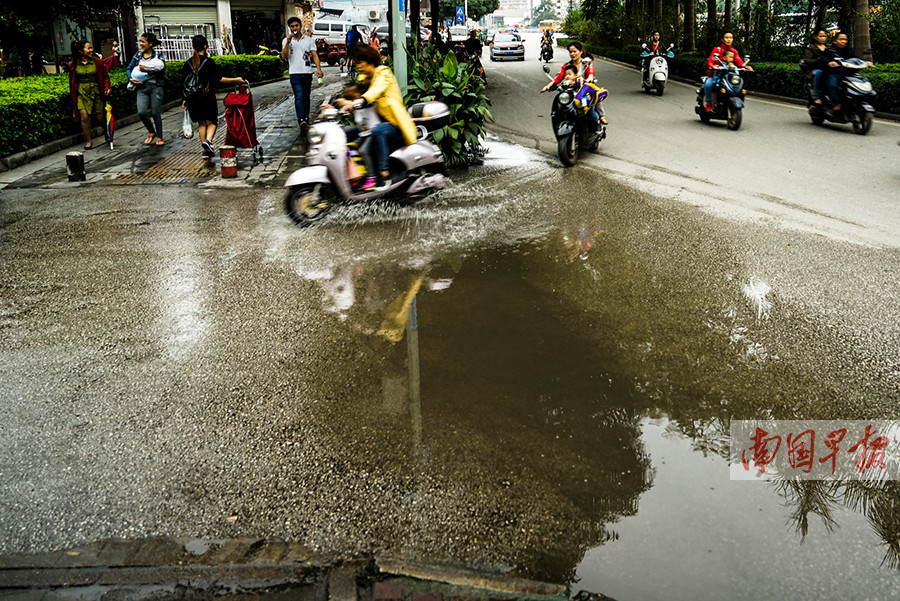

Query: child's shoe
<box><xmin>599</xmin><ymin>116</ymin><xmax>609</xmax><ymax>125</ymax></box>
<box><xmin>704</xmin><ymin>102</ymin><xmax>713</xmax><ymax>112</ymax></box>
<box><xmin>361</xmin><ymin>176</ymin><xmax>377</xmax><ymax>191</ymax></box>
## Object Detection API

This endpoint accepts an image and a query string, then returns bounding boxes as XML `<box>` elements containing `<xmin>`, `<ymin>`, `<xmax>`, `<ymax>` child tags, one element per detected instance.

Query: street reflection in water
<box><xmin>290</xmin><ymin>205</ymin><xmax>900</xmax><ymax>597</ymax></box>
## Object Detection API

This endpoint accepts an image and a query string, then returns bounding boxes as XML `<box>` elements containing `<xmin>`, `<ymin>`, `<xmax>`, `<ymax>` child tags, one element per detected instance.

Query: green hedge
<box><xmin>560</xmin><ymin>38</ymin><xmax>900</xmax><ymax>115</ymax></box>
<box><xmin>0</xmin><ymin>55</ymin><xmax>284</xmax><ymax>157</ymax></box>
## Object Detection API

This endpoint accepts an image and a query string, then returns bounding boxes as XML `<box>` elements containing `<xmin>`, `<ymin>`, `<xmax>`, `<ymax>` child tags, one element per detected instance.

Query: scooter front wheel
<box><xmin>285</xmin><ymin>183</ymin><xmax>335</xmax><ymax>226</ymax></box>
<box><xmin>655</xmin><ymin>81</ymin><xmax>665</xmax><ymax>96</ymax></box>
<box><xmin>558</xmin><ymin>133</ymin><xmax>578</xmax><ymax>167</ymax></box>
<box><xmin>852</xmin><ymin>110</ymin><xmax>873</xmax><ymax>135</ymax></box>
<box><xmin>727</xmin><ymin>106</ymin><xmax>742</xmax><ymax>131</ymax></box>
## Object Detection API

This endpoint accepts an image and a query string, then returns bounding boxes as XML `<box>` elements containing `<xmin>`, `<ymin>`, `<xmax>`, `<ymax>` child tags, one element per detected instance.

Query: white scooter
<box><xmin>641</xmin><ymin>43</ymin><xmax>674</xmax><ymax>96</ymax></box>
<box><xmin>284</xmin><ymin>102</ymin><xmax>450</xmax><ymax>226</ymax></box>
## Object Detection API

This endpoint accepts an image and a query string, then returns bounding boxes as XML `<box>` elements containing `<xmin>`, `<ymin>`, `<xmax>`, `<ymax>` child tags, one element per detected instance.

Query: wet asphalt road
<box><xmin>1</xmin><ymin>54</ymin><xmax>900</xmax><ymax>599</ymax></box>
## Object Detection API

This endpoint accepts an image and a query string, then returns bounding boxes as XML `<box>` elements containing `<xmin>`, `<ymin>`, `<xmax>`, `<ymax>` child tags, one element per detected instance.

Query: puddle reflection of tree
<box><xmin>301</xmin><ymin>250</ymin><xmax>655</xmax><ymax>584</ymax></box>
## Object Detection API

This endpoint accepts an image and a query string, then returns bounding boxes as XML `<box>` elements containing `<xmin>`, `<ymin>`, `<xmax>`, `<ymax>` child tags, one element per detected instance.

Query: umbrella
<box><xmin>104</xmin><ymin>100</ymin><xmax>114</xmax><ymax>150</ymax></box>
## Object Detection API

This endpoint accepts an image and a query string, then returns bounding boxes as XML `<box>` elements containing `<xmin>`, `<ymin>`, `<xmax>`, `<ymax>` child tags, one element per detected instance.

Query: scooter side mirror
<box><xmin>667</xmin><ymin>43</ymin><xmax>674</xmax><ymax>50</ymax></box>
<box><xmin>582</xmin><ymin>57</ymin><xmax>592</xmax><ymax>65</ymax></box>
<box><xmin>642</xmin><ymin>43</ymin><xmax>648</xmax><ymax>50</ymax></box>
<box><xmin>744</xmin><ymin>55</ymin><xmax>751</xmax><ymax>64</ymax></box>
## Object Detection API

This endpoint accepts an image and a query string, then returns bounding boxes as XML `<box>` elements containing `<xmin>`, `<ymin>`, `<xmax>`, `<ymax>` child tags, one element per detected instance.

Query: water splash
<box><xmin>742</xmin><ymin>278</ymin><xmax>772</xmax><ymax>321</ymax></box>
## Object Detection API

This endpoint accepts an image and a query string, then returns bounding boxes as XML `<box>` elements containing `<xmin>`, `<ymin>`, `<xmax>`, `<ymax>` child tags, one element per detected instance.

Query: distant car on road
<box><xmin>489</xmin><ymin>32</ymin><xmax>525</xmax><ymax>61</ymax></box>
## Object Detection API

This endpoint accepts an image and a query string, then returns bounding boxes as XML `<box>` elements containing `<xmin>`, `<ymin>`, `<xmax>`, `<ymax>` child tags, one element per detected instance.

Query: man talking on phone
<box><xmin>282</xmin><ymin>16</ymin><xmax>323</xmax><ymax>130</ymax></box>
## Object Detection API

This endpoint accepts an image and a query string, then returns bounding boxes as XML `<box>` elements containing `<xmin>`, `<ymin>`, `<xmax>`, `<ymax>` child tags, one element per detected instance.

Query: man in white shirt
<box><xmin>281</xmin><ymin>16</ymin><xmax>323</xmax><ymax>129</ymax></box>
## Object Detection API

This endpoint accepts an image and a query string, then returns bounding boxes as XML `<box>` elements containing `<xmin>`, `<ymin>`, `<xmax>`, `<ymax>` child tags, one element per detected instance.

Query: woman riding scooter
<box><xmin>704</xmin><ymin>31</ymin><xmax>752</xmax><ymax>112</ymax></box>
<box><xmin>542</xmin><ymin>41</ymin><xmax>609</xmax><ymax>125</ymax></box>
<box><xmin>336</xmin><ymin>45</ymin><xmax>416</xmax><ymax>190</ymax></box>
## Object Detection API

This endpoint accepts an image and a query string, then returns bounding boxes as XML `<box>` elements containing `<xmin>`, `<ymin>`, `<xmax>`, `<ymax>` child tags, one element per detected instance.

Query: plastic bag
<box><xmin>182</xmin><ymin>109</ymin><xmax>193</xmax><ymax>139</ymax></box>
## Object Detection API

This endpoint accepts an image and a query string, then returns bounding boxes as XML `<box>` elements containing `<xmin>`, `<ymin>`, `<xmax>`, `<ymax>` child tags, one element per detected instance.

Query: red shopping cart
<box><xmin>223</xmin><ymin>83</ymin><xmax>264</xmax><ymax>165</ymax></box>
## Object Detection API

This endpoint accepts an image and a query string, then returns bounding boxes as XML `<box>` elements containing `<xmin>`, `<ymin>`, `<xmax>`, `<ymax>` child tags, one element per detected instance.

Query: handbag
<box><xmin>182</xmin><ymin>109</ymin><xmax>193</xmax><ymax>138</ymax></box>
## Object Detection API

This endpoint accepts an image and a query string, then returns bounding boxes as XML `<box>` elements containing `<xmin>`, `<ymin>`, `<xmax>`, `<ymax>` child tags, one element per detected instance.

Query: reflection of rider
<box><xmin>336</xmin><ymin>45</ymin><xmax>416</xmax><ymax>190</ymax></box>
<box><xmin>704</xmin><ymin>31</ymin><xmax>752</xmax><ymax>111</ymax></box>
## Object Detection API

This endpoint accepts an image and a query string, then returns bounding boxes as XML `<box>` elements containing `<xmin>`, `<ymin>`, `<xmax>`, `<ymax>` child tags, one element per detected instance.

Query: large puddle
<box><xmin>279</xmin><ymin>144</ymin><xmax>900</xmax><ymax>598</ymax></box>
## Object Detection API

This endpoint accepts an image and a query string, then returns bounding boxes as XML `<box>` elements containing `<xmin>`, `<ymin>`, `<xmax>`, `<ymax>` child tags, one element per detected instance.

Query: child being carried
<box><xmin>127</xmin><ymin>56</ymin><xmax>165</xmax><ymax>90</ymax></box>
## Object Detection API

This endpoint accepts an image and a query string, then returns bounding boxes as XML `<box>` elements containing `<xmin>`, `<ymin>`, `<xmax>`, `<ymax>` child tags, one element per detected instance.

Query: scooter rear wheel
<box><xmin>285</xmin><ymin>183</ymin><xmax>335</xmax><ymax>226</ymax></box>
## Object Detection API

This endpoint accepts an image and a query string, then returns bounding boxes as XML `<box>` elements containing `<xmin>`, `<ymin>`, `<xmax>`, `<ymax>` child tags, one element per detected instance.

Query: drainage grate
<box><xmin>112</xmin><ymin>138</ymin><xmax>221</xmax><ymax>184</ymax></box>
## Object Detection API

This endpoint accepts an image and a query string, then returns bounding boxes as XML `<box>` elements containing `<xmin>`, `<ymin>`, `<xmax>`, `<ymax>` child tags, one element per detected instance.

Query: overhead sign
<box><xmin>456</xmin><ymin>6</ymin><xmax>464</xmax><ymax>24</ymax></box>
<box><xmin>399</xmin><ymin>0</ymin><xmax>405</xmax><ymax>12</ymax></box>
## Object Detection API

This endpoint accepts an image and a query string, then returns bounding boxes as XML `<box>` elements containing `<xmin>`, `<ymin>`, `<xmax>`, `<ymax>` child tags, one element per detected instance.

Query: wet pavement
<box><xmin>2</xmin><ymin>83</ymin><xmax>900</xmax><ymax>599</ymax></box>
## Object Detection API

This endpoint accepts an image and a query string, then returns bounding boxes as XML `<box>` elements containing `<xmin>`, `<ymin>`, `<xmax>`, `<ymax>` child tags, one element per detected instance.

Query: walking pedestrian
<box><xmin>125</xmin><ymin>32</ymin><xmax>166</xmax><ymax>146</ymax></box>
<box><xmin>181</xmin><ymin>34</ymin><xmax>247</xmax><ymax>159</ymax></box>
<box><xmin>68</xmin><ymin>40</ymin><xmax>111</xmax><ymax>150</ymax></box>
<box><xmin>281</xmin><ymin>16</ymin><xmax>323</xmax><ymax>130</ymax></box>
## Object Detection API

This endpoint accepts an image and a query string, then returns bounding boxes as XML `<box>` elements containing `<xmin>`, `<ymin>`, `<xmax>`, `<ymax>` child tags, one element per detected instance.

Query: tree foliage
<box><xmin>563</xmin><ymin>0</ymin><xmax>899</xmax><ymax>62</ymax></box>
<box><xmin>531</xmin><ymin>0</ymin><xmax>560</xmax><ymax>26</ymax></box>
<box><xmin>0</xmin><ymin>0</ymin><xmax>135</xmax><ymax>76</ymax></box>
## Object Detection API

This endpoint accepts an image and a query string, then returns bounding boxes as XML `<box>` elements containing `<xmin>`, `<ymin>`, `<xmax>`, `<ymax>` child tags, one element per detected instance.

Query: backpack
<box><xmin>573</xmin><ymin>81</ymin><xmax>608</xmax><ymax>112</ymax></box>
<box><xmin>183</xmin><ymin>57</ymin><xmax>209</xmax><ymax>99</ymax></box>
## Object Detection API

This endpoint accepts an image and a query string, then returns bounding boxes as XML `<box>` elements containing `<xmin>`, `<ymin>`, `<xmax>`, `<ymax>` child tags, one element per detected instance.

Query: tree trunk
<box><xmin>853</xmin><ymin>0</ymin><xmax>872</xmax><ymax>57</ymax></box>
<box><xmin>706</xmin><ymin>0</ymin><xmax>717</xmax><ymax>48</ymax></box>
<box><xmin>814</xmin><ymin>0</ymin><xmax>828</xmax><ymax>31</ymax></box>
<box><xmin>724</xmin><ymin>0</ymin><xmax>732</xmax><ymax>28</ymax></box>
<box><xmin>653</xmin><ymin>0</ymin><xmax>663</xmax><ymax>19</ymax></box>
<box><xmin>431</xmin><ymin>0</ymin><xmax>440</xmax><ymax>43</ymax></box>
<box><xmin>684</xmin><ymin>0</ymin><xmax>696</xmax><ymax>51</ymax></box>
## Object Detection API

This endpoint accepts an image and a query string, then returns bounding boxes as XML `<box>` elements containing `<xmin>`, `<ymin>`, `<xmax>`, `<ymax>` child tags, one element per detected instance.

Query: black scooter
<box><xmin>803</xmin><ymin>56</ymin><xmax>876</xmax><ymax>135</ymax></box>
<box><xmin>542</xmin><ymin>61</ymin><xmax>606</xmax><ymax>167</ymax></box>
<box><xmin>540</xmin><ymin>38</ymin><xmax>554</xmax><ymax>62</ymax></box>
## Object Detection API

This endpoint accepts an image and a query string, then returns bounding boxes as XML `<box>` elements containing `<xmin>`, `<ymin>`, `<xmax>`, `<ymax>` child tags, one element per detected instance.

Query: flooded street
<box><xmin>1</xmin><ymin>138</ymin><xmax>899</xmax><ymax>599</ymax></box>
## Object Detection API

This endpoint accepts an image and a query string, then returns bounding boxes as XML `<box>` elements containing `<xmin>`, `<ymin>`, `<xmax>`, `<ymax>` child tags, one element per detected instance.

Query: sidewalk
<box><xmin>0</xmin><ymin>78</ymin><xmax>342</xmax><ymax>192</ymax></box>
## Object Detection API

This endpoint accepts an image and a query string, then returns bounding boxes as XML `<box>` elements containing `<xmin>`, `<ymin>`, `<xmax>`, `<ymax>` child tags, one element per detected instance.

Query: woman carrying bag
<box><xmin>68</xmin><ymin>40</ymin><xmax>112</xmax><ymax>150</ymax></box>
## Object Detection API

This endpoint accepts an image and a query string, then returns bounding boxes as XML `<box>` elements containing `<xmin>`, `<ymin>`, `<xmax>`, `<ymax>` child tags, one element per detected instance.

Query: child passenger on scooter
<box><xmin>563</xmin><ymin>64</ymin><xmax>609</xmax><ymax>127</ymax></box>
<box><xmin>323</xmin><ymin>82</ymin><xmax>381</xmax><ymax>190</ymax></box>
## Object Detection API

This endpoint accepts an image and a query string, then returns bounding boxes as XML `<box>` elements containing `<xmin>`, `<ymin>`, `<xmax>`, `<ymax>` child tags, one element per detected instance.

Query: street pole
<box><xmin>391</xmin><ymin>0</ymin><xmax>408</xmax><ymax>90</ymax></box>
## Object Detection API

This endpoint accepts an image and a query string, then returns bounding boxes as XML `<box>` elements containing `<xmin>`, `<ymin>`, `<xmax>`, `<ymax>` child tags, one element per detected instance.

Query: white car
<box><xmin>489</xmin><ymin>32</ymin><xmax>525</xmax><ymax>61</ymax></box>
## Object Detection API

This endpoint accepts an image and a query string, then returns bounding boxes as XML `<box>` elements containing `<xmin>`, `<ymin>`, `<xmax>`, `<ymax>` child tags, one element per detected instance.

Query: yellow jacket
<box><xmin>362</xmin><ymin>65</ymin><xmax>417</xmax><ymax>145</ymax></box>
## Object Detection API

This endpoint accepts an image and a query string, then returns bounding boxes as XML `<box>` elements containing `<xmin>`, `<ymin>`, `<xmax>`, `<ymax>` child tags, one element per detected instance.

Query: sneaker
<box><xmin>201</xmin><ymin>140</ymin><xmax>214</xmax><ymax>158</ymax></box>
<box><xmin>375</xmin><ymin>177</ymin><xmax>392</xmax><ymax>191</ymax></box>
<box><xmin>299</xmin><ymin>119</ymin><xmax>309</xmax><ymax>130</ymax></box>
<box><xmin>704</xmin><ymin>102</ymin><xmax>713</xmax><ymax>112</ymax></box>
<box><xmin>361</xmin><ymin>176</ymin><xmax>377</xmax><ymax>191</ymax></box>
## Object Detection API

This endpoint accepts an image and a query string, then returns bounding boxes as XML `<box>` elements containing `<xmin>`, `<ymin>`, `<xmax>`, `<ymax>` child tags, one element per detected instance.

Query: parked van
<box><xmin>311</xmin><ymin>19</ymin><xmax>370</xmax><ymax>45</ymax></box>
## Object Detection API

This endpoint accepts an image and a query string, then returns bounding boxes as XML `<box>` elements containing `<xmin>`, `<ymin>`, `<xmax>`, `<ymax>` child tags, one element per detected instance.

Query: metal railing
<box><xmin>155</xmin><ymin>37</ymin><xmax>226</xmax><ymax>60</ymax></box>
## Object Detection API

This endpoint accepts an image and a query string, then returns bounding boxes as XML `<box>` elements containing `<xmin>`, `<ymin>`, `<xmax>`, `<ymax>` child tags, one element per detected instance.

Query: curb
<box><xmin>0</xmin><ymin>76</ymin><xmax>289</xmax><ymax>174</ymax></box>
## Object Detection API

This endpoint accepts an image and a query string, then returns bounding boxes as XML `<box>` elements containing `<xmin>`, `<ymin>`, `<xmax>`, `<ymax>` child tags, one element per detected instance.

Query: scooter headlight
<box><xmin>729</xmin><ymin>74</ymin><xmax>741</xmax><ymax>86</ymax></box>
<box><xmin>308</xmin><ymin>128</ymin><xmax>323</xmax><ymax>145</ymax></box>
<box><xmin>851</xmin><ymin>80</ymin><xmax>873</xmax><ymax>93</ymax></box>
<box><xmin>559</xmin><ymin>91</ymin><xmax>573</xmax><ymax>105</ymax></box>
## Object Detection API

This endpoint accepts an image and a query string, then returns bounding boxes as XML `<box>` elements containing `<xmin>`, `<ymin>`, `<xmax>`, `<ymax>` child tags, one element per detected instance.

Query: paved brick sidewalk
<box><xmin>0</xmin><ymin>78</ymin><xmax>342</xmax><ymax>191</ymax></box>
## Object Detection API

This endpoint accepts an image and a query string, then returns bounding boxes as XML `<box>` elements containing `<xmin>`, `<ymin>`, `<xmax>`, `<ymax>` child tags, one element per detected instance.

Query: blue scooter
<box><xmin>695</xmin><ymin>54</ymin><xmax>751</xmax><ymax>131</ymax></box>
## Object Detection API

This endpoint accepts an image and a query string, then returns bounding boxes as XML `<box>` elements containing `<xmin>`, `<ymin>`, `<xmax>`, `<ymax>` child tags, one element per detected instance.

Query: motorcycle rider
<box><xmin>802</xmin><ymin>29</ymin><xmax>829</xmax><ymax>105</ymax></box>
<box><xmin>540</xmin><ymin>27</ymin><xmax>554</xmax><ymax>60</ymax></box>
<box><xmin>641</xmin><ymin>30</ymin><xmax>663</xmax><ymax>81</ymax></box>
<box><xmin>823</xmin><ymin>31</ymin><xmax>873</xmax><ymax>111</ymax></box>
<box><xmin>543</xmin><ymin>41</ymin><xmax>595</xmax><ymax>89</ymax></box>
<box><xmin>335</xmin><ymin>45</ymin><xmax>416</xmax><ymax>190</ymax></box>
<box><xmin>704</xmin><ymin>31</ymin><xmax>752</xmax><ymax>112</ymax></box>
